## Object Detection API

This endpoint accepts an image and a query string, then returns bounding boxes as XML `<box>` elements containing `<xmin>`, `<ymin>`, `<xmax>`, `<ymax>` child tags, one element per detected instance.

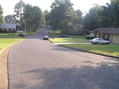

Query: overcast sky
<box><xmin>0</xmin><ymin>0</ymin><xmax>110</xmax><ymax>16</ymax></box>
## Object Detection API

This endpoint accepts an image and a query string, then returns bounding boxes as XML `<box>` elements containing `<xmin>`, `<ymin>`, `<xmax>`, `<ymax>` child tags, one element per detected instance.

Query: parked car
<box><xmin>43</xmin><ymin>36</ymin><xmax>49</xmax><ymax>40</ymax></box>
<box><xmin>16</xmin><ymin>30</ymin><xmax>23</xmax><ymax>33</ymax></box>
<box><xmin>18</xmin><ymin>33</ymin><xmax>27</xmax><ymax>37</ymax></box>
<box><xmin>90</xmin><ymin>38</ymin><xmax>110</xmax><ymax>45</ymax></box>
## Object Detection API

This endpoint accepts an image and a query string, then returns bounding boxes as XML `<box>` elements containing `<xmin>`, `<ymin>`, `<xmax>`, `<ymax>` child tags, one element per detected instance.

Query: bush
<box><xmin>86</xmin><ymin>36</ymin><xmax>95</xmax><ymax>40</ymax></box>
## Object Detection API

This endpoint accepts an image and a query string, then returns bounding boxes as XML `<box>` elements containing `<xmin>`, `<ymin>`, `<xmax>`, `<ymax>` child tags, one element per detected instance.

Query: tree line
<box><xmin>83</xmin><ymin>0</ymin><xmax>119</xmax><ymax>31</ymax></box>
<box><xmin>0</xmin><ymin>0</ymin><xmax>45</xmax><ymax>32</ymax></box>
<box><xmin>0</xmin><ymin>0</ymin><xmax>119</xmax><ymax>33</ymax></box>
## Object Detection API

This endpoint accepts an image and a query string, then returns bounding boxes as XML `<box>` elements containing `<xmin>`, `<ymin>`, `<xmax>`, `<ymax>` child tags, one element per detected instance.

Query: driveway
<box><xmin>8</xmin><ymin>28</ymin><xmax>119</xmax><ymax>89</ymax></box>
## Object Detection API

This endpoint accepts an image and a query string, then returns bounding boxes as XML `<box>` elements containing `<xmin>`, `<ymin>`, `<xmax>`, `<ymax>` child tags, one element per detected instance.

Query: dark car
<box><xmin>18</xmin><ymin>33</ymin><xmax>27</xmax><ymax>37</ymax></box>
<box><xmin>43</xmin><ymin>36</ymin><xmax>49</xmax><ymax>40</ymax></box>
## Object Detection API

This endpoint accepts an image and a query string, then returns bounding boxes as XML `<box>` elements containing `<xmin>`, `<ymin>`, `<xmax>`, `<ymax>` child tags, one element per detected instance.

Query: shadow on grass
<box><xmin>21</xmin><ymin>62</ymin><xmax>119</xmax><ymax>89</ymax></box>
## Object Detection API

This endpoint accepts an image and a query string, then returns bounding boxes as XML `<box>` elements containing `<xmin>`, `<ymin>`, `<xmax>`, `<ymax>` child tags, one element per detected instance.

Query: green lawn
<box><xmin>0</xmin><ymin>32</ymin><xmax>36</xmax><ymax>38</ymax></box>
<box><xmin>0</xmin><ymin>32</ymin><xmax>36</xmax><ymax>51</ymax></box>
<box><xmin>59</xmin><ymin>44</ymin><xmax>119</xmax><ymax>56</ymax></box>
<box><xmin>0</xmin><ymin>39</ymin><xmax>23</xmax><ymax>51</ymax></box>
<box><xmin>48</xmin><ymin>30</ymin><xmax>87</xmax><ymax>38</ymax></box>
<box><xmin>49</xmin><ymin>38</ymin><xmax>90</xmax><ymax>43</ymax></box>
<box><xmin>48</xmin><ymin>30</ymin><xmax>60</xmax><ymax>37</ymax></box>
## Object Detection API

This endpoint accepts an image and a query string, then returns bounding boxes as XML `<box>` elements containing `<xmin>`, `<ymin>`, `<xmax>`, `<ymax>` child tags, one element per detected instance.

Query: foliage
<box><xmin>74</xmin><ymin>10</ymin><xmax>83</xmax><ymax>25</ymax></box>
<box><xmin>4</xmin><ymin>15</ymin><xmax>14</xmax><ymax>23</ymax></box>
<box><xmin>97</xmin><ymin>1</ymin><xmax>119</xmax><ymax>27</ymax></box>
<box><xmin>14</xmin><ymin>0</ymin><xmax>25</xmax><ymax>21</ymax></box>
<box><xmin>23</xmin><ymin>4</ymin><xmax>45</xmax><ymax>31</ymax></box>
<box><xmin>0</xmin><ymin>5</ymin><xmax>3</xmax><ymax>26</ymax></box>
<box><xmin>83</xmin><ymin>6</ymin><xmax>99</xmax><ymax>30</ymax></box>
<box><xmin>44</xmin><ymin>10</ymin><xmax>50</xmax><ymax>24</ymax></box>
<box><xmin>83</xmin><ymin>1</ymin><xmax>119</xmax><ymax>30</ymax></box>
<box><xmin>48</xmin><ymin>0</ymin><xmax>79</xmax><ymax>34</ymax></box>
<box><xmin>86</xmin><ymin>35</ymin><xmax>95</xmax><ymax>40</ymax></box>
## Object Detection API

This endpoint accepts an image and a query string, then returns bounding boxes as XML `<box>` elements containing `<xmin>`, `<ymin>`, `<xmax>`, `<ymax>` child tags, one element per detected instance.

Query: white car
<box><xmin>90</xmin><ymin>38</ymin><xmax>110</xmax><ymax>45</ymax></box>
<box><xmin>16</xmin><ymin>30</ymin><xmax>23</xmax><ymax>33</ymax></box>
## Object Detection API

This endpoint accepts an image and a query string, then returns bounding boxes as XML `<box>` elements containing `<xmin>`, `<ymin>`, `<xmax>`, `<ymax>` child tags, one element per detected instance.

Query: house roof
<box><xmin>91</xmin><ymin>28</ymin><xmax>119</xmax><ymax>34</ymax></box>
<box><xmin>1</xmin><ymin>23</ymin><xmax>16</xmax><ymax>29</ymax></box>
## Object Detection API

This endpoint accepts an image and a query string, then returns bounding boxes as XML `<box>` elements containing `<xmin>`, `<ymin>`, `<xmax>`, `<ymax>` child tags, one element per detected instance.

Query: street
<box><xmin>8</xmin><ymin>28</ymin><xmax>119</xmax><ymax>89</ymax></box>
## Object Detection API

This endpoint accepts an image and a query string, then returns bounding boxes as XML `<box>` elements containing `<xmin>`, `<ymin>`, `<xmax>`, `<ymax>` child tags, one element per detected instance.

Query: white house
<box><xmin>1</xmin><ymin>23</ymin><xmax>16</xmax><ymax>32</ymax></box>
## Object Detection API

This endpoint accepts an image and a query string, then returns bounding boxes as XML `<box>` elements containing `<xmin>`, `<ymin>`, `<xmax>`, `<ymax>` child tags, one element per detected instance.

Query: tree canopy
<box><xmin>83</xmin><ymin>1</ymin><xmax>119</xmax><ymax>30</ymax></box>
<box><xmin>14</xmin><ymin>0</ymin><xmax>25</xmax><ymax>21</ymax></box>
<box><xmin>13</xmin><ymin>0</ymin><xmax>45</xmax><ymax>31</ymax></box>
<box><xmin>23</xmin><ymin>4</ymin><xmax>45</xmax><ymax>31</ymax></box>
<box><xmin>4</xmin><ymin>15</ymin><xmax>14</xmax><ymax>23</ymax></box>
<box><xmin>48</xmin><ymin>0</ymin><xmax>77</xmax><ymax>34</ymax></box>
<box><xmin>0</xmin><ymin>5</ymin><xmax>3</xmax><ymax>26</ymax></box>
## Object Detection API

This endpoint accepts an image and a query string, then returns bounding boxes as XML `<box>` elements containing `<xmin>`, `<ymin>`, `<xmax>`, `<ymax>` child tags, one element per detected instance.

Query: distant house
<box><xmin>1</xmin><ymin>23</ymin><xmax>16</xmax><ymax>32</ymax></box>
<box><xmin>90</xmin><ymin>28</ymin><xmax>119</xmax><ymax>44</ymax></box>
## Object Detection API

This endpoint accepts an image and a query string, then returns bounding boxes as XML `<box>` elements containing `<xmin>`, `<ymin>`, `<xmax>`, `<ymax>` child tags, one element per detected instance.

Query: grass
<box><xmin>48</xmin><ymin>30</ymin><xmax>87</xmax><ymax>38</ymax></box>
<box><xmin>0</xmin><ymin>31</ymin><xmax>36</xmax><ymax>51</ymax></box>
<box><xmin>67</xmin><ymin>35</ymin><xmax>87</xmax><ymax>38</ymax></box>
<box><xmin>0</xmin><ymin>32</ymin><xmax>36</xmax><ymax>38</ymax></box>
<box><xmin>0</xmin><ymin>39</ymin><xmax>23</xmax><ymax>51</ymax></box>
<box><xmin>59</xmin><ymin>44</ymin><xmax>119</xmax><ymax>56</ymax></box>
<box><xmin>49</xmin><ymin>38</ymin><xmax>90</xmax><ymax>43</ymax></box>
<box><xmin>48</xmin><ymin>30</ymin><xmax>60</xmax><ymax>37</ymax></box>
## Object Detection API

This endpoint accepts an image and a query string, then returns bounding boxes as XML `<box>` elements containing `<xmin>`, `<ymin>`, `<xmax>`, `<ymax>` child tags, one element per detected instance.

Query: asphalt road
<box><xmin>8</xmin><ymin>28</ymin><xmax>119</xmax><ymax>89</ymax></box>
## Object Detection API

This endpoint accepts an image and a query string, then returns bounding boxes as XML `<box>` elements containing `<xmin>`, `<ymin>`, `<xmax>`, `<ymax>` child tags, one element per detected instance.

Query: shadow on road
<box><xmin>22</xmin><ymin>61</ymin><xmax>119</xmax><ymax>89</ymax></box>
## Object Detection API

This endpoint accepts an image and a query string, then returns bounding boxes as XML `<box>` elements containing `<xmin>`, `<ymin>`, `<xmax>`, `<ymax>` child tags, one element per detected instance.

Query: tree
<box><xmin>83</xmin><ymin>1</ymin><xmax>119</xmax><ymax>30</ymax></box>
<box><xmin>83</xmin><ymin>6</ymin><xmax>99</xmax><ymax>30</ymax></box>
<box><xmin>49</xmin><ymin>0</ymin><xmax>75</xmax><ymax>34</ymax></box>
<box><xmin>44</xmin><ymin>10</ymin><xmax>50</xmax><ymax>24</ymax></box>
<box><xmin>0</xmin><ymin>5</ymin><xmax>3</xmax><ymax>26</ymax></box>
<box><xmin>74</xmin><ymin>10</ymin><xmax>83</xmax><ymax>25</ymax></box>
<box><xmin>14</xmin><ymin>0</ymin><xmax>25</xmax><ymax>21</ymax></box>
<box><xmin>23</xmin><ymin>4</ymin><xmax>45</xmax><ymax>31</ymax></box>
<box><xmin>4</xmin><ymin>15</ymin><xmax>14</xmax><ymax>23</ymax></box>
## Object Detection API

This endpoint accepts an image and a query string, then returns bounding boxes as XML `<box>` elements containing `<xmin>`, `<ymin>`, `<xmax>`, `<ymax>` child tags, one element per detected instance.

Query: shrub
<box><xmin>86</xmin><ymin>36</ymin><xmax>95</xmax><ymax>40</ymax></box>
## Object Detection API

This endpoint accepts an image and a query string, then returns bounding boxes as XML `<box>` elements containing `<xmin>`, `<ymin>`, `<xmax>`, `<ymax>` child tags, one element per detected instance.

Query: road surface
<box><xmin>8</xmin><ymin>28</ymin><xmax>119</xmax><ymax>89</ymax></box>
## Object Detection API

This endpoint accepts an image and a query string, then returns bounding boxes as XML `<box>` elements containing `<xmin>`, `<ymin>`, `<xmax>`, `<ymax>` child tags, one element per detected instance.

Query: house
<box><xmin>90</xmin><ymin>28</ymin><xmax>119</xmax><ymax>44</ymax></box>
<box><xmin>1</xmin><ymin>23</ymin><xmax>16</xmax><ymax>32</ymax></box>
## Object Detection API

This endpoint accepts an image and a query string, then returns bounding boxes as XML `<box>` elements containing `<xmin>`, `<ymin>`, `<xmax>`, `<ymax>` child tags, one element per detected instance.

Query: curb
<box><xmin>0</xmin><ymin>44</ymin><xmax>12</xmax><ymax>89</ymax></box>
<box><xmin>59</xmin><ymin>45</ymin><xmax>119</xmax><ymax>59</ymax></box>
<box><xmin>0</xmin><ymin>39</ymin><xmax>25</xmax><ymax>89</ymax></box>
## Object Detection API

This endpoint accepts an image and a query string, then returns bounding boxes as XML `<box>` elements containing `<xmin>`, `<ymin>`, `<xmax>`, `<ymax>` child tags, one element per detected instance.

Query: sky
<box><xmin>0</xmin><ymin>0</ymin><xmax>110</xmax><ymax>16</ymax></box>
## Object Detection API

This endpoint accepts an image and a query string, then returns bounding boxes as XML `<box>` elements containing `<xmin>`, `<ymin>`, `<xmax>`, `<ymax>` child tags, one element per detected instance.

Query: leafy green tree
<box><xmin>4</xmin><ymin>15</ymin><xmax>14</xmax><ymax>23</ymax></box>
<box><xmin>83</xmin><ymin>6</ymin><xmax>99</xmax><ymax>30</ymax></box>
<box><xmin>44</xmin><ymin>10</ymin><xmax>50</xmax><ymax>24</ymax></box>
<box><xmin>0</xmin><ymin>5</ymin><xmax>3</xmax><ymax>26</ymax></box>
<box><xmin>24</xmin><ymin>4</ymin><xmax>45</xmax><ymax>31</ymax></box>
<box><xmin>49</xmin><ymin>0</ymin><xmax>75</xmax><ymax>34</ymax></box>
<box><xmin>83</xmin><ymin>1</ymin><xmax>119</xmax><ymax>30</ymax></box>
<box><xmin>74</xmin><ymin>10</ymin><xmax>83</xmax><ymax>25</ymax></box>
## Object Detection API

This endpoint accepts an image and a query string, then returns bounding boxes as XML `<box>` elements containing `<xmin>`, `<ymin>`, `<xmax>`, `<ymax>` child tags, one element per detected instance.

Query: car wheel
<box><xmin>95</xmin><ymin>42</ymin><xmax>98</xmax><ymax>45</ymax></box>
<box><xmin>106</xmin><ymin>42</ymin><xmax>109</xmax><ymax>45</ymax></box>
<box><xmin>92</xmin><ymin>43</ymin><xmax>94</xmax><ymax>45</ymax></box>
